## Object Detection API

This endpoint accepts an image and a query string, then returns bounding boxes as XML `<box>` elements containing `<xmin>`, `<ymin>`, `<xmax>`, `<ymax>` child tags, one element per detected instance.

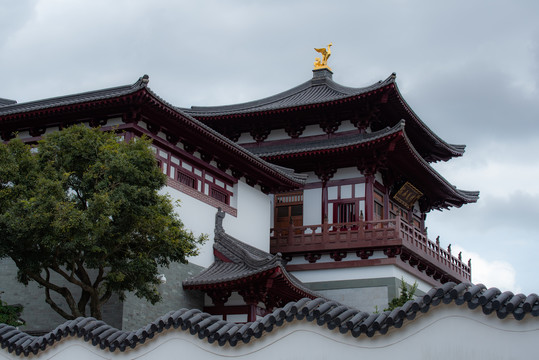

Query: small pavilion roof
<box><xmin>183</xmin><ymin>209</ymin><xmax>320</xmax><ymax>301</ymax></box>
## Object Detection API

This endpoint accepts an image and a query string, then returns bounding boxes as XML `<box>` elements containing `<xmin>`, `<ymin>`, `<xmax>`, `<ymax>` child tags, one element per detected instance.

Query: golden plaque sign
<box><xmin>393</xmin><ymin>182</ymin><xmax>423</xmax><ymax>209</ymax></box>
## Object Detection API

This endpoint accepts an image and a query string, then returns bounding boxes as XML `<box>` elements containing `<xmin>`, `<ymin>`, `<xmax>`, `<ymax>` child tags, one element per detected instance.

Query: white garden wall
<box><xmin>1</xmin><ymin>304</ymin><xmax>537</xmax><ymax>360</ymax></box>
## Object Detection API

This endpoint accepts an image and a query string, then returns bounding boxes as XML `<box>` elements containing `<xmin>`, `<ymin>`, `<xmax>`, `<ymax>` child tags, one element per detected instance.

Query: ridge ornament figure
<box><xmin>314</xmin><ymin>43</ymin><xmax>332</xmax><ymax>70</ymax></box>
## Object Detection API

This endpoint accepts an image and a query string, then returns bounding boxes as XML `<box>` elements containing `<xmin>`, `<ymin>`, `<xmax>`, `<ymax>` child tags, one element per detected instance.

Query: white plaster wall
<box><xmin>332</xmin><ymin>166</ymin><xmax>362</xmax><ymax>181</ymax></box>
<box><xmin>375</xmin><ymin>171</ymin><xmax>384</xmax><ymax>184</ymax></box>
<box><xmin>107</xmin><ymin>117</ymin><xmax>123</xmax><ymax>126</ymax></box>
<box><xmin>4</xmin><ymin>305</ymin><xmax>538</xmax><ymax>360</ymax></box>
<box><xmin>164</xmin><ymin>186</ymin><xmax>220</xmax><ymax>268</ymax></box>
<box><xmin>317</xmin><ymin>286</ymin><xmax>388</xmax><ymax>312</ymax></box>
<box><xmin>304</xmin><ymin>171</ymin><xmax>319</xmax><ymax>184</ymax></box>
<box><xmin>164</xmin><ymin>181</ymin><xmax>271</xmax><ymax>268</ymax></box>
<box><xmin>228</xmin><ymin>181</ymin><xmax>271</xmax><ymax>252</ymax></box>
<box><xmin>269</xmin><ymin>194</ymin><xmax>275</xmax><ymax>227</ymax></box>
<box><xmin>303</xmin><ymin>188</ymin><xmax>322</xmax><ymax>226</ymax></box>
<box><xmin>236</xmin><ymin>132</ymin><xmax>252</xmax><ymax>144</ymax></box>
<box><xmin>304</xmin><ymin>167</ymin><xmax>363</xmax><ymax>184</ymax></box>
<box><xmin>234</xmin><ymin>121</ymin><xmax>357</xmax><ymax>145</ymax></box>
<box><xmin>264</xmin><ymin>128</ymin><xmax>290</xmax><ymax>142</ymax></box>
<box><xmin>292</xmin><ymin>265</ymin><xmax>433</xmax><ymax>294</ymax></box>
<box><xmin>335</xmin><ymin>120</ymin><xmax>356</xmax><ymax>133</ymax></box>
<box><xmin>301</xmin><ymin>124</ymin><xmax>325</xmax><ymax>137</ymax></box>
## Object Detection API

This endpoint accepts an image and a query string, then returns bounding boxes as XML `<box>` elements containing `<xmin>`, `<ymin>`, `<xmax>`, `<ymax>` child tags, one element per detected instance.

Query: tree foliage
<box><xmin>0</xmin><ymin>292</ymin><xmax>24</xmax><ymax>327</ymax></box>
<box><xmin>0</xmin><ymin>125</ymin><xmax>205</xmax><ymax>320</ymax></box>
<box><xmin>384</xmin><ymin>278</ymin><xmax>418</xmax><ymax>311</ymax></box>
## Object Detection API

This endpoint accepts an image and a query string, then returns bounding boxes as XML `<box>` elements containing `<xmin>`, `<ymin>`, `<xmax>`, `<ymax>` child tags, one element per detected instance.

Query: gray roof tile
<box><xmin>183</xmin><ymin>210</ymin><xmax>320</xmax><ymax>300</ymax></box>
<box><xmin>184</xmin><ymin>71</ymin><xmax>396</xmax><ymax>117</ymax></box>
<box><xmin>0</xmin><ymin>98</ymin><xmax>16</xmax><ymax>107</ymax></box>
<box><xmin>0</xmin><ymin>76</ymin><xmax>149</xmax><ymax>116</ymax></box>
<box><xmin>2</xmin><ymin>282</ymin><xmax>538</xmax><ymax>355</ymax></box>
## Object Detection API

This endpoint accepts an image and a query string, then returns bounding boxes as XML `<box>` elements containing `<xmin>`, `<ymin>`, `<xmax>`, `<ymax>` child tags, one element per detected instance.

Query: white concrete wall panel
<box><xmin>164</xmin><ymin>181</ymin><xmax>271</xmax><ymax>268</ymax></box>
<box><xmin>292</xmin><ymin>265</ymin><xmax>433</xmax><ymax>294</ymax></box>
<box><xmin>303</xmin><ymin>188</ymin><xmax>322</xmax><ymax>226</ymax></box>
<box><xmin>2</xmin><ymin>305</ymin><xmax>537</xmax><ymax>360</ymax></box>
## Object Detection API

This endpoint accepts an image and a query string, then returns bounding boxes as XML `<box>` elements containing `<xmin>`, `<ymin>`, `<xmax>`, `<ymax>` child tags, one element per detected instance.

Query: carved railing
<box><xmin>270</xmin><ymin>216</ymin><xmax>471</xmax><ymax>282</ymax></box>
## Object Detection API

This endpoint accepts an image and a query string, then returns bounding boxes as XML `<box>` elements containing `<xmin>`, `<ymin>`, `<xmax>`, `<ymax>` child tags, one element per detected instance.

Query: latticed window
<box><xmin>334</xmin><ymin>202</ymin><xmax>356</xmax><ymax>223</ymax></box>
<box><xmin>210</xmin><ymin>188</ymin><xmax>228</xmax><ymax>204</ymax></box>
<box><xmin>152</xmin><ymin>143</ymin><xmax>233</xmax><ymax>207</ymax></box>
<box><xmin>178</xmin><ymin>172</ymin><xmax>196</xmax><ymax>189</ymax></box>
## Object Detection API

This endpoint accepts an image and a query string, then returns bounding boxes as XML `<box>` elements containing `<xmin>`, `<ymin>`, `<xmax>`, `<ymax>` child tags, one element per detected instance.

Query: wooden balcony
<box><xmin>270</xmin><ymin>217</ymin><xmax>471</xmax><ymax>284</ymax></box>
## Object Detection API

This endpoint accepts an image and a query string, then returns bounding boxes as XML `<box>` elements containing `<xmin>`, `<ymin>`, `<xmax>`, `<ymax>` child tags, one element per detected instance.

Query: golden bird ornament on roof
<box><xmin>314</xmin><ymin>43</ymin><xmax>332</xmax><ymax>70</ymax></box>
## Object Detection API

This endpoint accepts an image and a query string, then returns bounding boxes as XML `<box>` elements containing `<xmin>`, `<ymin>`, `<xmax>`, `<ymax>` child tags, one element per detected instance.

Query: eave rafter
<box><xmin>256</xmin><ymin>125</ymin><xmax>477</xmax><ymax>211</ymax></box>
<box><xmin>185</xmin><ymin>265</ymin><xmax>315</xmax><ymax>311</ymax></box>
<box><xmin>195</xmin><ymin>87</ymin><xmax>392</xmax><ymax>137</ymax></box>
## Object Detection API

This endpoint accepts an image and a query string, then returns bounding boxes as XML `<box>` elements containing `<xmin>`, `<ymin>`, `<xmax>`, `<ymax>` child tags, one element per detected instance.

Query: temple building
<box><xmin>0</xmin><ymin>50</ymin><xmax>478</xmax><ymax>330</ymax></box>
<box><xmin>184</xmin><ymin>65</ymin><xmax>478</xmax><ymax>312</ymax></box>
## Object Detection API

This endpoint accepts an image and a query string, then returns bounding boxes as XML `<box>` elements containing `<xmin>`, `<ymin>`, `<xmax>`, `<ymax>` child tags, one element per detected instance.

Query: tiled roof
<box><xmin>184</xmin><ymin>69</ymin><xmax>395</xmax><ymax>117</ymax></box>
<box><xmin>1</xmin><ymin>282</ymin><xmax>538</xmax><ymax>355</ymax></box>
<box><xmin>250</xmin><ymin>121</ymin><xmax>478</xmax><ymax>209</ymax></box>
<box><xmin>0</xmin><ymin>98</ymin><xmax>17</xmax><ymax>107</ymax></box>
<box><xmin>0</xmin><ymin>76</ymin><xmax>149</xmax><ymax>116</ymax></box>
<box><xmin>0</xmin><ymin>76</ymin><xmax>307</xmax><ymax>189</ymax></box>
<box><xmin>185</xmin><ymin>70</ymin><xmax>466</xmax><ymax>162</ymax></box>
<box><xmin>183</xmin><ymin>209</ymin><xmax>319</xmax><ymax>299</ymax></box>
<box><xmin>249</xmin><ymin>122</ymin><xmax>405</xmax><ymax>158</ymax></box>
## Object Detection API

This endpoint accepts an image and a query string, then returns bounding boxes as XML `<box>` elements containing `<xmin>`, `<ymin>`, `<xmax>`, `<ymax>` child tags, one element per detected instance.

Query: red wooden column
<box><xmin>247</xmin><ymin>304</ymin><xmax>257</xmax><ymax>322</ymax></box>
<box><xmin>364</xmin><ymin>174</ymin><xmax>374</xmax><ymax>222</ymax></box>
<box><xmin>321</xmin><ymin>182</ymin><xmax>328</xmax><ymax>223</ymax></box>
<box><xmin>239</xmin><ymin>283</ymin><xmax>264</xmax><ymax>323</ymax></box>
<box><xmin>314</xmin><ymin>166</ymin><xmax>336</xmax><ymax>223</ymax></box>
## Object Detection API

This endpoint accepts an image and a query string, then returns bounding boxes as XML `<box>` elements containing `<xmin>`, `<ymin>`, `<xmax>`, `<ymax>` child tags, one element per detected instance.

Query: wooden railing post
<box><xmin>322</xmin><ymin>216</ymin><xmax>328</xmax><ymax>243</ymax></box>
<box><xmin>270</xmin><ymin>216</ymin><xmax>472</xmax><ymax>283</ymax></box>
<box><xmin>287</xmin><ymin>217</ymin><xmax>294</xmax><ymax>245</ymax></box>
<box><xmin>396</xmin><ymin>216</ymin><xmax>401</xmax><ymax>238</ymax></box>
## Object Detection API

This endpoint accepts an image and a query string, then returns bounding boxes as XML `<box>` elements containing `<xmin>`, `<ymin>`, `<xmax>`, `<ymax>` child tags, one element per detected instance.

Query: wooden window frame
<box><xmin>153</xmin><ymin>144</ymin><xmax>233</xmax><ymax>206</ymax></box>
<box><xmin>274</xmin><ymin>191</ymin><xmax>303</xmax><ymax>228</ymax></box>
<box><xmin>327</xmin><ymin>183</ymin><xmax>366</xmax><ymax>224</ymax></box>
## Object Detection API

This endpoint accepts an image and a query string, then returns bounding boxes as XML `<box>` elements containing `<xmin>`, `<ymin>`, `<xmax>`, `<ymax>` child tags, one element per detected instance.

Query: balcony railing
<box><xmin>270</xmin><ymin>217</ymin><xmax>471</xmax><ymax>283</ymax></box>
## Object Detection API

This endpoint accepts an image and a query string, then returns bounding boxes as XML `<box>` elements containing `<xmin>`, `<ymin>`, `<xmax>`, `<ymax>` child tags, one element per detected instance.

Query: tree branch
<box><xmin>44</xmin><ymin>282</ymin><xmax>76</xmax><ymax>320</ymax></box>
<box><xmin>19</xmin><ymin>265</ymin><xmax>81</xmax><ymax>319</ymax></box>
<box><xmin>99</xmin><ymin>289</ymin><xmax>112</xmax><ymax>306</ymax></box>
<box><xmin>50</xmin><ymin>263</ymin><xmax>94</xmax><ymax>293</ymax></box>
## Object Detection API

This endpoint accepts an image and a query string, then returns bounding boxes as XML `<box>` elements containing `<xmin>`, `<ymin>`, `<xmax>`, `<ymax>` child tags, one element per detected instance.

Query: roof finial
<box><xmin>314</xmin><ymin>43</ymin><xmax>333</xmax><ymax>71</ymax></box>
<box><xmin>215</xmin><ymin>208</ymin><xmax>226</xmax><ymax>235</ymax></box>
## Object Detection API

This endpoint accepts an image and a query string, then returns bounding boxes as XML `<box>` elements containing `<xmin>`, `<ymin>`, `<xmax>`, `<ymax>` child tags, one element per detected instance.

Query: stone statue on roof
<box><xmin>215</xmin><ymin>208</ymin><xmax>225</xmax><ymax>235</ymax></box>
<box><xmin>314</xmin><ymin>43</ymin><xmax>333</xmax><ymax>70</ymax></box>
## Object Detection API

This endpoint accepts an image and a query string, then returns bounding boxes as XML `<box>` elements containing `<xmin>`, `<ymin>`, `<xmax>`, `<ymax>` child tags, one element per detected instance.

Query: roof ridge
<box><xmin>2</xmin><ymin>282</ymin><xmax>537</xmax><ymax>355</ymax></box>
<box><xmin>184</xmin><ymin>74</ymin><xmax>396</xmax><ymax>116</ymax></box>
<box><xmin>0</xmin><ymin>75</ymin><xmax>148</xmax><ymax>116</ymax></box>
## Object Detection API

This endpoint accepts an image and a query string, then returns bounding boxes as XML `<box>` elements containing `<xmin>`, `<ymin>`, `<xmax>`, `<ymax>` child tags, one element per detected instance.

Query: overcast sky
<box><xmin>1</xmin><ymin>0</ymin><xmax>538</xmax><ymax>294</ymax></box>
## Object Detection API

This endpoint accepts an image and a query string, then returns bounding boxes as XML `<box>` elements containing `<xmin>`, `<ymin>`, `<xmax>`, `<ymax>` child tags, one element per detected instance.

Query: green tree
<box><xmin>0</xmin><ymin>125</ymin><xmax>205</xmax><ymax>320</ymax></box>
<box><xmin>384</xmin><ymin>278</ymin><xmax>418</xmax><ymax>311</ymax></box>
<box><xmin>0</xmin><ymin>292</ymin><xmax>24</xmax><ymax>327</ymax></box>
